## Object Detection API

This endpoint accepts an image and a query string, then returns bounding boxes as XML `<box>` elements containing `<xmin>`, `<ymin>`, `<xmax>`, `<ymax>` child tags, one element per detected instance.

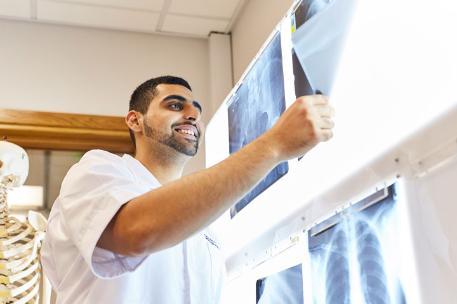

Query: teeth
<box><xmin>177</xmin><ymin>129</ymin><xmax>195</xmax><ymax>136</ymax></box>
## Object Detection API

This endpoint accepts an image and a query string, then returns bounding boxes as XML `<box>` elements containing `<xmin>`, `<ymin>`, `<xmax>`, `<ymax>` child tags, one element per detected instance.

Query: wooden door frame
<box><xmin>0</xmin><ymin>109</ymin><xmax>134</xmax><ymax>153</ymax></box>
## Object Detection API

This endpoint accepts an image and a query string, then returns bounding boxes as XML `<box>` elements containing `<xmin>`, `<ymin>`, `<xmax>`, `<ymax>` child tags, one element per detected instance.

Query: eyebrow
<box><xmin>162</xmin><ymin>94</ymin><xmax>202</xmax><ymax>113</ymax></box>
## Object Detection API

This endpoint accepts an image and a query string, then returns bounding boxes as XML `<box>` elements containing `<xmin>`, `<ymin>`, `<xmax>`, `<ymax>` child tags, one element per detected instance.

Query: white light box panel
<box><xmin>221</xmin><ymin>170</ymin><xmax>457</xmax><ymax>303</ymax></box>
<box><xmin>207</xmin><ymin>0</ymin><xmax>457</xmax><ymax>302</ymax></box>
<box><xmin>207</xmin><ymin>0</ymin><xmax>457</xmax><ymax>255</ymax></box>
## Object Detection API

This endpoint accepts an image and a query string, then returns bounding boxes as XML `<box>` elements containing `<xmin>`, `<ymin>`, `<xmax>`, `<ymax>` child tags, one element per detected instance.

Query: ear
<box><xmin>125</xmin><ymin>111</ymin><xmax>143</xmax><ymax>134</ymax></box>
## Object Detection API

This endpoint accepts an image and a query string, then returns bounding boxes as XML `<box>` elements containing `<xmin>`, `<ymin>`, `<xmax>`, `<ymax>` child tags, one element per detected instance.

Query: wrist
<box><xmin>254</xmin><ymin>133</ymin><xmax>282</xmax><ymax>165</ymax></box>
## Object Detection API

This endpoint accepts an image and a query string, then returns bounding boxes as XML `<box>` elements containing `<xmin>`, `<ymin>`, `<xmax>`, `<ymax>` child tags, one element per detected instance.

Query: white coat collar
<box><xmin>122</xmin><ymin>154</ymin><xmax>161</xmax><ymax>187</ymax></box>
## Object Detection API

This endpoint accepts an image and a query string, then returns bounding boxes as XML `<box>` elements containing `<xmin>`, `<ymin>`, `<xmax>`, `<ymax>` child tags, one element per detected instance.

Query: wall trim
<box><xmin>0</xmin><ymin>109</ymin><xmax>133</xmax><ymax>153</ymax></box>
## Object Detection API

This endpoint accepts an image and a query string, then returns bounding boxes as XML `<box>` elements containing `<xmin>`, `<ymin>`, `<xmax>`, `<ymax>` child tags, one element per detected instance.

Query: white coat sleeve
<box><xmin>58</xmin><ymin>150</ymin><xmax>151</xmax><ymax>279</ymax></box>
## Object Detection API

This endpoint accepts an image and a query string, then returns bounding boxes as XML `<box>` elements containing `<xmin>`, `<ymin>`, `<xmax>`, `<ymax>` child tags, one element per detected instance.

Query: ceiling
<box><xmin>0</xmin><ymin>0</ymin><xmax>246</xmax><ymax>38</ymax></box>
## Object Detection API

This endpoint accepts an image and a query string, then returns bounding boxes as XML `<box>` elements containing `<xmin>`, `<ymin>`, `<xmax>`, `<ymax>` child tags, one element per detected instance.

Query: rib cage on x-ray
<box><xmin>355</xmin><ymin>220</ymin><xmax>389</xmax><ymax>304</ymax></box>
<box><xmin>308</xmin><ymin>185</ymin><xmax>406</xmax><ymax>304</ymax></box>
<box><xmin>325</xmin><ymin>228</ymin><xmax>350</xmax><ymax>304</ymax></box>
<box><xmin>256</xmin><ymin>264</ymin><xmax>304</xmax><ymax>304</ymax></box>
<box><xmin>228</xmin><ymin>32</ymin><xmax>288</xmax><ymax>218</ymax></box>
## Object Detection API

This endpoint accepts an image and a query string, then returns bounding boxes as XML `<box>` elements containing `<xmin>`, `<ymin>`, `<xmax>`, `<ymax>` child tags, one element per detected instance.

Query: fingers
<box><xmin>303</xmin><ymin>94</ymin><xmax>335</xmax><ymax>140</ymax></box>
<box><xmin>298</xmin><ymin>94</ymin><xmax>335</xmax><ymax>129</ymax></box>
<box><xmin>318</xmin><ymin>129</ymin><xmax>334</xmax><ymax>141</ymax></box>
<box><xmin>269</xmin><ymin>94</ymin><xmax>335</xmax><ymax>160</ymax></box>
<box><xmin>295</xmin><ymin>94</ymin><xmax>336</xmax><ymax>141</ymax></box>
<box><xmin>310</xmin><ymin>94</ymin><xmax>329</xmax><ymax>105</ymax></box>
<box><xmin>297</xmin><ymin>95</ymin><xmax>334</xmax><ymax>117</ymax></box>
<box><xmin>317</xmin><ymin>117</ymin><xmax>334</xmax><ymax>129</ymax></box>
<box><xmin>316</xmin><ymin>104</ymin><xmax>335</xmax><ymax>118</ymax></box>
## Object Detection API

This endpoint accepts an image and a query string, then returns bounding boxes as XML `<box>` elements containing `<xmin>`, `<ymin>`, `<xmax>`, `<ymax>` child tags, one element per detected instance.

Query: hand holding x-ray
<box><xmin>263</xmin><ymin>94</ymin><xmax>335</xmax><ymax>162</ymax></box>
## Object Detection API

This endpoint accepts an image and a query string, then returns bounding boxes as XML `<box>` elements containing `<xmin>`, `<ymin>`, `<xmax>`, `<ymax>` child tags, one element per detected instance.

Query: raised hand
<box><xmin>263</xmin><ymin>94</ymin><xmax>335</xmax><ymax>161</ymax></box>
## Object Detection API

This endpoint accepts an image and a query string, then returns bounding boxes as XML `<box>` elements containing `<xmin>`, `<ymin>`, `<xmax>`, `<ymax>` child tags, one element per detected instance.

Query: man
<box><xmin>41</xmin><ymin>76</ymin><xmax>334</xmax><ymax>303</ymax></box>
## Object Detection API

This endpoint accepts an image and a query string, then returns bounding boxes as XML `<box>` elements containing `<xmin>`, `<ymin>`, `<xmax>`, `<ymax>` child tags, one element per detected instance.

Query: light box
<box><xmin>207</xmin><ymin>0</ymin><xmax>457</xmax><ymax>261</ymax></box>
<box><xmin>208</xmin><ymin>0</ymin><xmax>457</xmax><ymax>302</ymax></box>
<box><xmin>221</xmin><ymin>158</ymin><xmax>457</xmax><ymax>303</ymax></box>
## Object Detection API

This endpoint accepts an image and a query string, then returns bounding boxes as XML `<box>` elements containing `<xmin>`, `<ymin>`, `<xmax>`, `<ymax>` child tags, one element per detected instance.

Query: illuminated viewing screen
<box><xmin>228</xmin><ymin>31</ymin><xmax>289</xmax><ymax>218</ymax></box>
<box><xmin>308</xmin><ymin>185</ymin><xmax>407</xmax><ymax>303</ymax></box>
<box><xmin>210</xmin><ymin>0</ymin><xmax>457</xmax><ymax>301</ymax></box>
<box><xmin>256</xmin><ymin>264</ymin><xmax>303</xmax><ymax>304</ymax></box>
<box><xmin>208</xmin><ymin>0</ymin><xmax>457</xmax><ymax>264</ymax></box>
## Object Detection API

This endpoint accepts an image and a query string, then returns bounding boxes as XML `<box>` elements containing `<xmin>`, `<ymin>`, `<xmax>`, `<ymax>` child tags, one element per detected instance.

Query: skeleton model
<box><xmin>0</xmin><ymin>141</ymin><xmax>46</xmax><ymax>304</ymax></box>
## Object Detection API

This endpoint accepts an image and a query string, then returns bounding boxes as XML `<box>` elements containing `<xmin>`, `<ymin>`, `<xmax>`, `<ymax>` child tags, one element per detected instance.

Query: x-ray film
<box><xmin>308</xmin><ymin>185</ymin><xmax>406</xmax><ymax>303</ymax></box>
<box><xmin>256</xmin><ymin>264</ymin><xmax>303</xmax><ymax>304</ymax></box>
<box><xmin>228</xmin><ymin>32</ymin><xmax>289</xmax><ymax>218</ymax></box>
<box><xmin>291</xmin><ymin>0</ymin><xmax>356</xmax><ymax>95</ymax></box>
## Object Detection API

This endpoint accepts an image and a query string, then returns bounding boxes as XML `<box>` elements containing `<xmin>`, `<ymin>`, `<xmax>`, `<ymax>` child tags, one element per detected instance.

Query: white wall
<box><xmin>0</xmin><ymin>19</ymin><xmax>210</xmax><ymax>172</ymax></box>
<box><xmin>0</xmin><ymin>19</ymin><xmax>209</xmax><ymax>117</ymax></box>
<box><xmin>208</xmin><ymin>32</ymin><xmax>232</xmax><ymax>116</ymax></box>
<box><xmin>0</xmin><ymin>0</ymin><xmax>296</xmax><ymax>172</ymax></box>
<box><xmin>230</xmin><ymin>0</ymin><xmax>294</xmax><ymax>82</ymax></box>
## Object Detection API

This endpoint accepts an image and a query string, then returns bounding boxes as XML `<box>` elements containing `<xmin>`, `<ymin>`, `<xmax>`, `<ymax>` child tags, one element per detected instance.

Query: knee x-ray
<box><xmin>256</xmin><ymin>264</ymin><xmax>304</xmax><ymax>304</ymax></box>
<box><xmin>228</xmin><ymin>32</ymin><xmax>289</xmax><ymax>218</ymax></box>
<box><xmin>308</xmin><ymin>185</ymin><xmax>406</xmax><ymax>304</ymax></box>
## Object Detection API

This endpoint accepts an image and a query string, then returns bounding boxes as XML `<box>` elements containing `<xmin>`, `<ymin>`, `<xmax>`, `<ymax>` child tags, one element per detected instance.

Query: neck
<box><xmin>134</xmin><ymin>143</ymin><xmax>188</xmax><ymax>184</ymax></box>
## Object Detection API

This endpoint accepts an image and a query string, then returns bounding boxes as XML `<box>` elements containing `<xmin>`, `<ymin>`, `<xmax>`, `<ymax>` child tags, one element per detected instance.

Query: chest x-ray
<box><xmin>256</xmin><ymin>264</ymin><xmax>303</xmax><ymax>304</ymax></box>
<box><xmin>308</xmin><ymin>185</ymin><xmax>406</xmax><ymax>304</ymax></box>
<box><xmin>228</xmin><ymin>32</ymin><xmax>289</xmax><ymax>218</ymax></box>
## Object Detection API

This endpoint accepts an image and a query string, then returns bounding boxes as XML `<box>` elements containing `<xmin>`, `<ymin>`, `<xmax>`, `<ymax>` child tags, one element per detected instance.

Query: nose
<box><xmin>184</xmin><ymin>103</ymin><xmax>201</xmax><ymax>122</ymax></box>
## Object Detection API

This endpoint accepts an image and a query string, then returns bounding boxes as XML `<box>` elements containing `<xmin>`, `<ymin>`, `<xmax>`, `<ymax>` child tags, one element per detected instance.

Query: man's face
<box><xmin>141</xmin><ymin>84</ymin><xmax>204</xmax><ymax>157</ymax></box>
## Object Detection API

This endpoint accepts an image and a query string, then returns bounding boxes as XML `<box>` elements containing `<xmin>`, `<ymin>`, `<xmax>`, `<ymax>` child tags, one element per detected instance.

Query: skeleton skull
<box><xmin>0</xmin><ymin>141</ymin><xmax>29</xmax><ymax>187</ymax></box>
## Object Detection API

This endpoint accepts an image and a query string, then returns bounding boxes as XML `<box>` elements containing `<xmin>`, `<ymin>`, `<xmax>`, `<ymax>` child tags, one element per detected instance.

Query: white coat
<box><xmin>41</xmin><ymin>150</ymin><xmax>225</xmax><ymax>304</ymax></box>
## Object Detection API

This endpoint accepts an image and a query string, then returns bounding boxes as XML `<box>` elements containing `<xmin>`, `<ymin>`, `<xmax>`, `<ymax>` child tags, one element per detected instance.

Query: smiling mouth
<box><xmin>174</xmin><ymin>126</ymin><xmax>199</xmax><ymax>141</ymax></box>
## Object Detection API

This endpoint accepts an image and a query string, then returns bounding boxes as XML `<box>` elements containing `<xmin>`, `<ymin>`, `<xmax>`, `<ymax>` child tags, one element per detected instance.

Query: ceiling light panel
<box><xmin>37</xmin><ymin>0</ymin><xmax>159</xmax><ymax>32</ymax></box>
<box><xmin>0</xmin><ymin>0</ymin><xmax>31</xmax><ymax>19</ymax></box>
<box><xmin>162</xmin><ymin>14</ymin><xmax>228</xmax><ymax>37</ymax></box>
<box><xmin>52</xmin><ymin>0</ymin><xmax>164</xmax><ymax>11</ymax></box>
<box><xmin>169</xmin><ymin>0</ymin><xmax>242</xmax><ymax>19</ymax></box>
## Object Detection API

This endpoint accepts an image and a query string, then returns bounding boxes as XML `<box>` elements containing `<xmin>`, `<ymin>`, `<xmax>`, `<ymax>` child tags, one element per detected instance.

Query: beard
<box><xmin>143</xmin><ymin>119</ymin><xmax>198</xmax><ymax>157</ymax></box>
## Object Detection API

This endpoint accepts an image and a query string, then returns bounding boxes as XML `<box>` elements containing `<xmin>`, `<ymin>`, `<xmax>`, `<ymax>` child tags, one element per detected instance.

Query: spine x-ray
<box><xmin>308</xmin><ymin>185</ymin><xmax>406</xmax><ymax>304</ymax></box>
<box><xmin>228</xmin><ymin>32</ymin><xmax>289</xmax><ymax>218</ymax></box>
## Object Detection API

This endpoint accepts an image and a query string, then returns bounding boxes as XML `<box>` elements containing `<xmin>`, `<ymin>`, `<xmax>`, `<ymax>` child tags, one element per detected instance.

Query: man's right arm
<box><xmin>97</xmin><ymin>95</ymin><xmax>334</xmax><ymax>256</ymax></box>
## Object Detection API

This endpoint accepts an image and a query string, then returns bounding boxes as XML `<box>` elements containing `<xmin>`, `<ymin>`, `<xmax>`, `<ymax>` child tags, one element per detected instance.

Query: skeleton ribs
<box><xmin>0</xmin><ymin>141</ymin><xmax>46</xmax><ymax>304</ymax></box>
